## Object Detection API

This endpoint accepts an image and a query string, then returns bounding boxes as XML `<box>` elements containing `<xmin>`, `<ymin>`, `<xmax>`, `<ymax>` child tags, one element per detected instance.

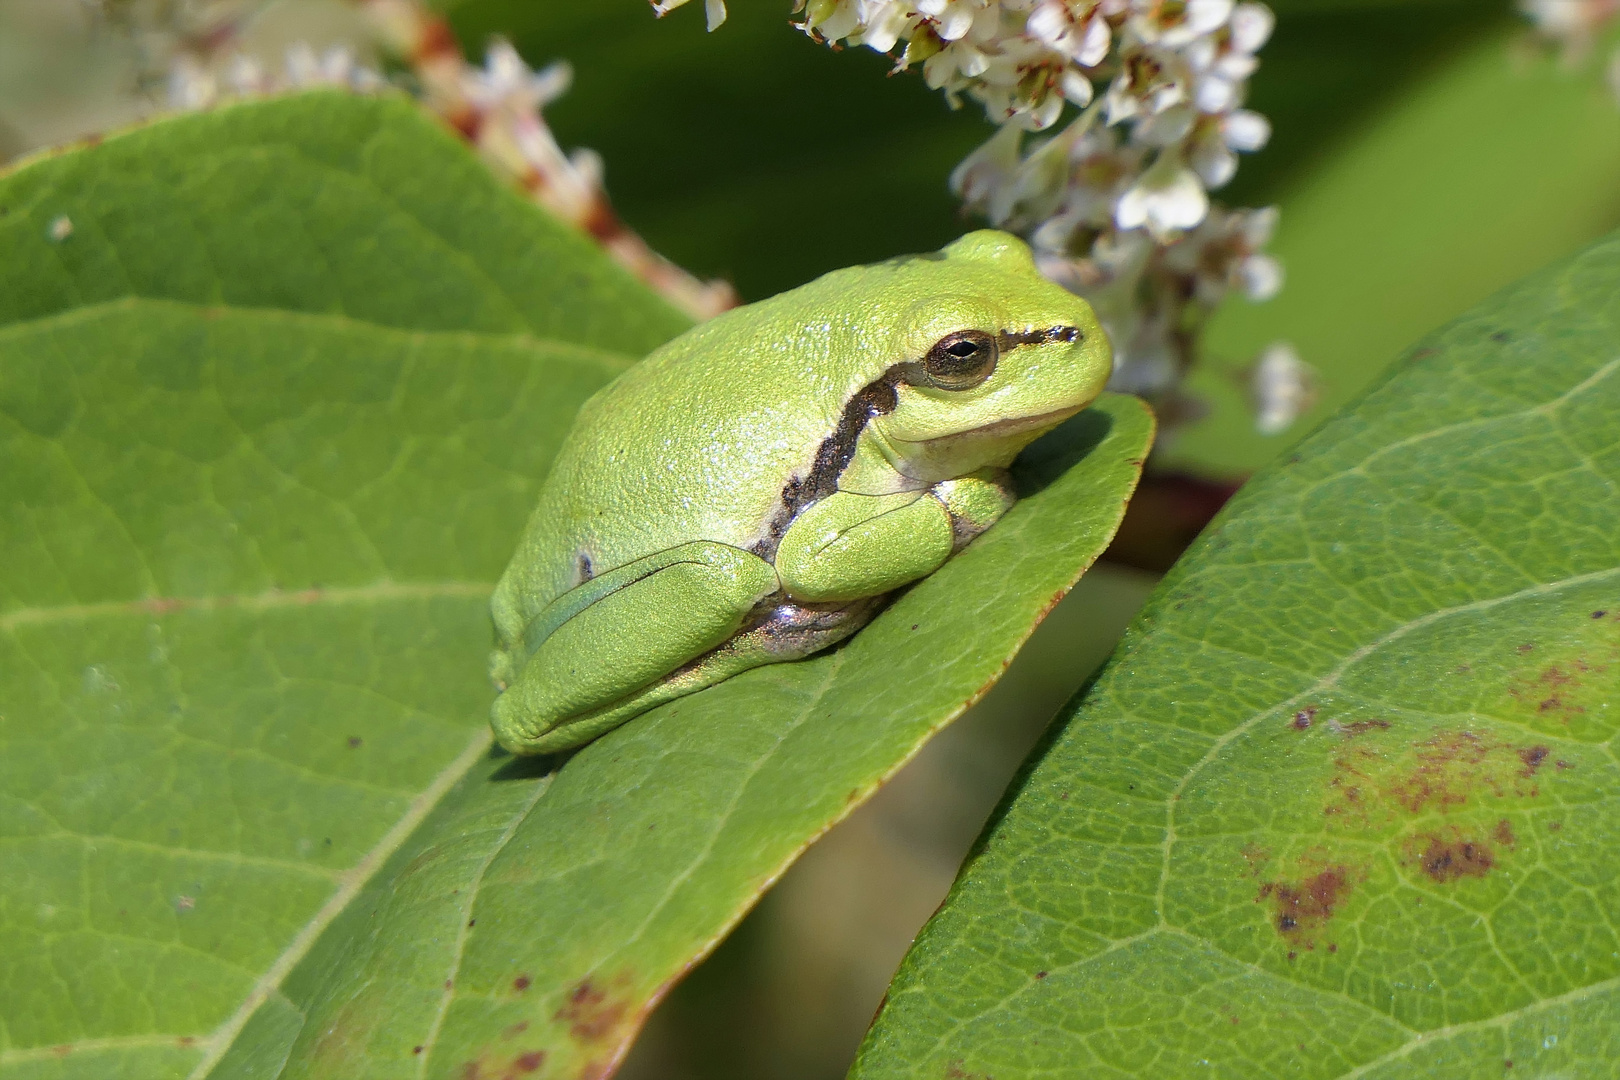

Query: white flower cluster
<box><xmin>778</xmin><ymin>0</ymin><xmax>1294</xmax><ymax>425</ymax></box>
<box><xmin>168</xmin><ymin>44</ymin><xmax>382</xmax><ymax>110</ymax></box>
<box><xmin>1520</xmin><ymin>0</ymin><xmax>1620</xmax><ymax>103</ymax></box>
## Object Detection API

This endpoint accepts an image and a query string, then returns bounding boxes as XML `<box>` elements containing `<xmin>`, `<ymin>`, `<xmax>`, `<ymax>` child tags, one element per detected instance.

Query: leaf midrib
<box><xmin>183</xmin><ymin>727</ymin><xmax>496</xmax><ymax>1080</ymax></box>
<box><xmin>0</xmin><ymin>580</ymin><xmax>495</xmax><ymax>632</ymax></box>
<box><xmin>0</xmin><ymin>294</ymin><xmax>640</xmax><ymax>371</ymax></box>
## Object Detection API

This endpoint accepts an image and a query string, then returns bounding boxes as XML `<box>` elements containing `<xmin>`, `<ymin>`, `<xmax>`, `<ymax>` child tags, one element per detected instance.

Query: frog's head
<box><xmin>861</xmin><ymin>230</ymin><xmax>1113</xmax><ymax>484</ymax></box>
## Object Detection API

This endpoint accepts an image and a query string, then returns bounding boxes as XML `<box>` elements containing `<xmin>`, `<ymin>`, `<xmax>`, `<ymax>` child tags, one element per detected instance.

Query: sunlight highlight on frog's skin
<box><xmin>488</xmin><ymin>230</ymin><xmax>1113</xmax><ymax>754</ymax></box>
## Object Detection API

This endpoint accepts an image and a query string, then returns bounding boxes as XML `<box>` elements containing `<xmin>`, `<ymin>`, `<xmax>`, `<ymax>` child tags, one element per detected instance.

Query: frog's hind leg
<box><xmin>672</xmin><ymin>595</ymin><xmax>886</xmax><ymax>694</ymax></box>
<box><xmin>491</xmin><ymin>541</ymin><xmax>778</xmax><ymax>755</ymax></box>
<box><xmin>503</xmin><ymin>596</ymin><xmax>884</xmax><ymax>757</ymax></box>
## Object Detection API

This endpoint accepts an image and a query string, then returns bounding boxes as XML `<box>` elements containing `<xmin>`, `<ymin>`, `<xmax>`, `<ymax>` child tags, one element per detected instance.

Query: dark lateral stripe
<box><xmin>751</xmin><ymin>324</ymin><xmax>1082</xmax><ymax>556</ymax></box>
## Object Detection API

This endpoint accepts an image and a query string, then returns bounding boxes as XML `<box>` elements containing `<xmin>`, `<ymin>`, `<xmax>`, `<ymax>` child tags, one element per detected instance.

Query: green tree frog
<box><xmin>489</xmin><ymin>230</ymin><xmax>1111</xmax><ymax>754</ymax></box>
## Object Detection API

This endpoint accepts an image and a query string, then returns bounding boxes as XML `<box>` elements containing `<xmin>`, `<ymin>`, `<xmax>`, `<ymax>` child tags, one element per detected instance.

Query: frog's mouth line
<box><xmin>903</xmin><ymin>403</ymin><xmax>1086</xmax><ymax>448</ymax></box>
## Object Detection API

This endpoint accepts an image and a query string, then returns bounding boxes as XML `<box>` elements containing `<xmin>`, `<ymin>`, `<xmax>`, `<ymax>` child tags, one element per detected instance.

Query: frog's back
<box><xmin>491</xmin><ymin>303</ymin><xmax>875</xmax><ymax>635</ymax></box>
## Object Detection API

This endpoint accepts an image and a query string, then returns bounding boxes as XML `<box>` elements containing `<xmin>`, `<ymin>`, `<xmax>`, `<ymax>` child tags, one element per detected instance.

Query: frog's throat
<box><xmin>749</xmin><ymin>324</ymin><xmax>1084</xmax><ymax>560</ymax></box>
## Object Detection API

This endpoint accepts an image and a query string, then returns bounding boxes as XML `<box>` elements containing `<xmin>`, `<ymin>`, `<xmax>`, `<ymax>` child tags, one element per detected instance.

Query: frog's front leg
<box><xmin>491</xmin><ymin>541</ymin><xmax>778</xmax><ymax>754</ymax></box>
<box><xmin>932</xmin><ymin>467</ymin><xmax>1019</xmax><ymax>550</ymax></box>
<box><xmin>775</xmin><ymin>468</ymin><xmax>1016</xmax><ymax>604</ymax></box>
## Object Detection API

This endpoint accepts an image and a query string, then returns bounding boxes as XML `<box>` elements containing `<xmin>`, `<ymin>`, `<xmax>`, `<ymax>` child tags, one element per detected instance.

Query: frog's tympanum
<box><xmin>489</xmin><ymin>230</ymin><xmax>1112</xmax><ymax>754</ymax></box>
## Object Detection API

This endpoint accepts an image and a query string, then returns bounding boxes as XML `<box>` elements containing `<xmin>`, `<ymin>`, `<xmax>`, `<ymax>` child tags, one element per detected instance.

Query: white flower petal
<box><xmin>1239</xmin><ymin>252</ymin><xmax>1283</xmax><ymax>300</ymax></box>
<box><xmin>817</xmin><ymin>2</ymin><xmax>864</xmax><ymax>40</ymax></box>
<box><xmin>1116</xmin><ymin>153</ymin><xmax>1209</xmax><ymax>235</ymax></box>
<box><xmin>705</xmin><ymin>0</ymin><xmax>728</xmax><ymax>30</ymax></box>
<box><xmin>1061</xmin><ymin>67</ymin><xmax>1096</xmax><ymax>105</ymax></box>
<box><xmin>1028</xmin><ymin>90</ymin><xmax>1067</xmax><ymax>129</ymax></box>
<box><xmin>1194</xmin><ymin>74</ymin><xmax>1237</xmax><ymax>113</ymax></box>
<box><xmin>1186</xmin><ymin>0</ymin><xmax>1237</xmax><ymax>35</ymax></box>
<box><xmin>1076</xmin><ymin>18</ymin><xmax>1110</xmax><ymax>65</ymax></box>
<box><xmin>532</xmin><ymin>61</ymin><xmax>574</xmax><ymax>107</ymax></box>
<box><xmin>938</xmin><ymin>4</ymin><xmax>977</xmax><ymax>41</ymax></box>
<box><xmin>1230</xmin><ymin>3</ymin><xmax>1275</xmax><ymax>53</ymax></box>
<box><xmin>1252</xmin><ymin>341</ymin><xmax>1312</xmax><ymax>434</ymax></box>
<box><xmin>1027</xmin><ymin>2</ymin><xmax>1067</xmax><ymax>45</ymax></box>
<box><xmin>1189</xmin><ymin>137</ymin><xmax>1236</xmax><ymax>187</ymax></box>
<box><xmin>1222</xmin><ymin>108</ymin><xmax>1270</xmax><ymax>151</ymax></box>
<box><xmin>1134</xmin><ymin>103</ymin><xmax>1195</xmax><ymax>145</ymax></box>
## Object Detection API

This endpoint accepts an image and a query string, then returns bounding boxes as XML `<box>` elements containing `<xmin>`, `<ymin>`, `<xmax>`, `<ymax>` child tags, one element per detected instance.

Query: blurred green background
<box><xmin>3</xmin><ymin>0</ymin><xmax>1617</xmax><ymax>1074</ymax></box>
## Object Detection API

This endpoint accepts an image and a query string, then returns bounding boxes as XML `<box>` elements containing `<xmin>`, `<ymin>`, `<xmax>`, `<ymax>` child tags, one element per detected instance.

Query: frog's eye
<box><xmin>917</xmin><ymin>330</ymin><xmax>999</xmax><ymax>390</ymax></box>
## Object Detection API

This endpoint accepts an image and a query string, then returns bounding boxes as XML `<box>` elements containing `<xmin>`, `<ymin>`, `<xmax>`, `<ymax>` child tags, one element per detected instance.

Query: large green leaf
<box><xmin>0</xmin><ymin>91</ymin><xmax>1153</xmax><ymax>1078</ymax></box>
<box><xmin>855</xmin><ymin>233</ymin><xmax>1620</xmax><ymax>1076</ymax></box>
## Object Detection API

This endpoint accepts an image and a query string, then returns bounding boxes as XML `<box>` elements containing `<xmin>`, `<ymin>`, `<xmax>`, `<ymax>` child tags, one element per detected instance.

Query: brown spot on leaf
<box><xmin>1239</xmin><ymin>843</ymin><xmax>1271</xmax><ymax>875</ymax></box>
<box><xmin>1416</xmin><ymin>834</ymin><xmax>1495</xmax><ymax>882</ymax></box>
<box><xmin>1594</xmin><ymin>611</ymin><xmax>1608</xmax><ymax>619</ymax></box>
<box><xmin>1549</xmin><ymin>820</ymin><xmax>1563</xmax><ymax>831</ymax></box>
<box><xmin>347</xmin><ymin>736</ymin><xmax>363</xmax><ymax>748</ymax></box>
<box><xmin>1502</xmin><ymin>623</ymin><xmax>1618</xmax><ymax>727</ymax></box>
<box><xmin>503</xmin><ymin>1022</ymin><xmax>529</xmax><ymax>1040</ymax></box>
<box><xmin>1259</xmin><ymin>866</ymin><xmax>1352</xmax><ymax>942</ymax></box>
<box><xmin>1328</xmin><ymin>730</ymin><xmax>1556</xmax><ymax>824</ymax></box>
<box><xmin>413</xmin><ymin>1046</ymin><xmax>424</xmax><ymax>1055</ymax></box>
<box><xmin>460</xmin><ymin>1064</ymin><xmax>483</xmax><ymax>1080</ymax></box>
<box><xmin>555</xmin><ymin>979</ymin><xmax>629</xmax><ymax>1043</ymax></box>
<box><xmin>509</xmin><ymin>1050</ymin><xmax>545</xmax><ymax>1074</ymax></box>
<box><xmin>512</xmin><ymin>975</ymin><xmax>531</xmax><ymax>992</ymax></box>
<box><xmin>1494</xmin><ymin>819</ymin><xmax>1516</xmax><ymax>846</ymax></box>
<box><xmin>1517</xmin><ymin>643</ymin><xmax>1535</xmax><ymax>654</ymax></box>
<box><xmin>1292</xmin><ymin>707</ymin><xmax>1317</xmax><ymax>730</ymax></box>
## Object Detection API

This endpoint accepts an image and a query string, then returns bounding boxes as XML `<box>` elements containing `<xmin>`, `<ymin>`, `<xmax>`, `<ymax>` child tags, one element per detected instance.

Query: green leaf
<box><xmin>0</xmin><ymin>91</ymin><xmax>1154</xmax><ymax>1078</ymax></box>
<box><xmin>855</xmin><ymin>232</ymin><xmax>1620</xmax><ymax>1077</ymax></box>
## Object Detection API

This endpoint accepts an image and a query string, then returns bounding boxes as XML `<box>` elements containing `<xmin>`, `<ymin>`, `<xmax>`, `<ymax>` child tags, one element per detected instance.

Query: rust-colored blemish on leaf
<box><xmin>508</xmin><ymin>1050</ymin><xmax>545</xmax><ymax>1075</ymax></box>
<box><xmin>1517</xmin><ymin>746</ymin><xmax>1549</xmax><ymax>777</ymax></box>
<box><xmin>459</xmin><ymin>1063</ymin><xmax>483</xmax><ymax>1080</ymax></box>
<box><xmin>1494</xmin><ymin>819</ymin><xmax>1517</xmax><ymax>846</ymax></box>
<box><xmin>1239</xmin><ymin>843</ymin><xmax>1271</xmax><ymax>876</ymax></box>
<box><xmin>555</xmin><ymin>979</ymin><xmax>630</xmax><ymax>1043</ymax></box>
<box><xmin>502</xmin><ymin>1021</ymin><xmax>529</xmax><ymax>1040</ymax></box>
<box><xmin>1291</xmin><ymin>706</ymin><xmax>1317</xmax><ymax>731</ymax></box>
<box><xmin>1501</xmin><ymin>616</ymin><xmax>1618</xmax><ymax>729</ymax></box>
<box><xmin>1327</xmin><ymin>729</ymin><xmax>1555</xmax><ymax>826</ymax></box>
<box><xmin>1258</xmin><ymin>865</ymin><xmax>1353</xmax><ymax>942</ymax></box>
<box><xmin>1416</xmin><ymin>835</ymin><xmax>1494</xmax><ymax>882</ymax></box>
<box><xmin>512</xmin><ymin>974</ymin><xmax>531</xmax><ymax>992</ymax></box>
